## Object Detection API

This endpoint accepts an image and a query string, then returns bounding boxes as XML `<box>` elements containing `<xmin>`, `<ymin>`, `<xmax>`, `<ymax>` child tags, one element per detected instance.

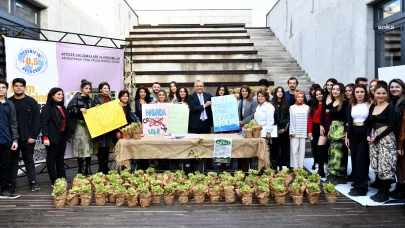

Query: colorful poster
<box><xmin>213</xmin><ymin>138</ymin><xmax>233</xmax><ymax>163</ymax></box>
<box><xmin>84</xmin><ymin>100</ymin><xmax>127</xmax><ymax>138</ymax></box>
<box><xmin>168</xmin><ymin>104</ymin><xmax>189</xmax><ymax>134</ymax></box>
<box><xmin>211</xmin><ymin>95</ymin><xmax>240</xmax><ymax>132</ymax></box>
<box><xmin>142</xmin><ymin>104</ymin><xmax>169</xmax><ymax>135</ymax></box>
<box><xmin>4</xmin><ymin>36</ymin><xmax>124</xmax><ymax>161</ymax></box>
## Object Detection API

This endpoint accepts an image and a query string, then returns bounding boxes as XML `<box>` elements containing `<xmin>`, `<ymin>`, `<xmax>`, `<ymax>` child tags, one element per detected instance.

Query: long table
<box><xmin>114</xmin><ymin>134</ymin><xmax>269</xmax><ymax>170</ymax></box>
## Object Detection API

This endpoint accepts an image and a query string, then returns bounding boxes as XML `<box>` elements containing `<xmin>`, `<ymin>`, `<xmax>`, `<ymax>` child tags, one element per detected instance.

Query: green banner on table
<box><xmin>213</xmin><ymin>138</ymin><xmax>232</xmax><ymax>163</ymax></box>
<box><xmin>168</xmin><ymin>104</ymin><xmax>189</xmax><ymax>134</ymax></box>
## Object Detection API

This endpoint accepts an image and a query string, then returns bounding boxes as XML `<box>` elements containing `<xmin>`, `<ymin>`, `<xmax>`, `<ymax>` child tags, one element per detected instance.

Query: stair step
<box><xmin>130</xmin><ymin>39</ymin><xmax>251</xmax><ymax>45</ymax></box>
<box><xmin>126</xmin><ymin>36</ymin><xmax>250</xmax><ymax>41</ymax></box>
<box><xmin>130</xmin><ymin>30</ymin><xmax>247</xmax><ymax>35</ymax></box>
<box><xmin>128</xmin><ymin>33</ymin><xmax>249</xmax><ymax>38</ymax></box>
<box><xmin>134</xmin><ymin>70</ymin><xmax>268</xmax><ymax>75</ymax></box>
<box><xmin>133</xmin><ymin>62</ymin><xmax>262</xmax><ymax>71</ymax></box>
<box><xmin>129</xmin><ymin>54</ymin><xmax>258</xmax><ymax>60</ymax></box>
<box><xmin>130</xmin><ymin>50</ymin><xmax>258</xmax><ymax>55</ymax></box>
<box><xmin>132</xmin><ymin>59</ymin><xmax>262</xmax><ymax>63</ymax></box>
<box><xmin>129</xmin><ymin>46</ymin><xmax>255</xmax><ymax>52</ymax></box>
<box><xmin>133</xmin><ymin>24</ymin><xmax>246</xmax><ymax>29</ymax></box>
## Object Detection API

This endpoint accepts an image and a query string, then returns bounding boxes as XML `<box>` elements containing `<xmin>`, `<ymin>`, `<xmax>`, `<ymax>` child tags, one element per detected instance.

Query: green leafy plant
<box><xmin>290</xmin><ymin>181</ymin><xmax>302</xmax><ymax>194</ymax></box>
<box><xmin>239</xmin><ymin>184</ymin><xmax>252</xmax><ymax>193</ymax></box>
<box><xmin>127</xmin><ymin>187</ymin><xmax>137</xmax><ymax>195</ymax></box>
<box><xmin>75</xmin><ymin>174</ymin><xmax>86</xmax><ymax>179</ymax></box>
<box><xmin>134</xmin><ymin>170</ymin><xmax>144</xmax><ymax>177</ymax></box>
<box><xmin>174</xmin><ymin>170</ymin><xmax>185</xmax><ymax>179</ymax></box>
<box><xmin>308</xmin><ymin>173</ymin><xmax>321</xmax><ymax>183</ymax></box>
<box><xmin>150</xmin><ymin>179</ymin><xmax>163</xmax><ymax>186</ymax></box>
<box><xmin>92</xmin><ymin>176</ymin><xmax>105</xmax><ymax>185</ymax></box>
<box><xmin>138</xmin><ymin>183</ymin><xmax>149</xmax><ymax>194</ymax></box>
<box><xmin>207</xmin><ymin>172</ymin><xmax>217</xmax><ymax>178</ymax></box>
<box><xmin>52</xmin><ymin>185</ymin><xmax>66</xmax><ymax>196</ymax></box>
<box><xmin>146</xmin><ymin>167</ymin><xmax>155</xmax><ymax>175</ymax></box>
<box><xmin>177</xmin><ymin>184</ymin><xmax>189</xmax><ymax>192</ymax></box>
<box><xmin>257</xmin><ymin>182</ymin><xmax>270</xmax><ymax>192</ymax></box>
<box><xmin>80</xmin><ymin>179</ymin><xmax>90</xmax><ymax>186</ymax></box>
<box><xmin>248</xmin><ymin>169</ymin><xmax>259</xmax><ymax>176</ymax></box>
<box><xmin>295</xmin><ymin>175</ymin><xmax>306</xmax><ymax>184</ymax></box>
<box><xmin>164</xmin><ymin>185</ymin><xmax>176</xmax><ymax>194</ymax></box>
<box><xmin>236</xmin><ymin>180</ymin><xmax>245</xmax><ymax>189</ymax></box>
<box><xmin>193</xmin><ymin>184</ymin><xmax>204</xmax><ymax>192</ymax></box>
<box><xmin>263</xmin><ymin>168</ymin><xmax>275</xmax><ymax>176</ymax></box>
<box><xmin>69</xmin><ymin>186</ymin><xmax>81</xmax><ymax>194</ymax></box>
<box><xmin>243</xmin><ymin>124</ymin><xmax>251</xmax><ymax>129</ymax></box>
<box><xmin>117</xmin><ymin>185</ymin><xmax>126</xmax><ymax>194</ymax></box>
<box><xmin>80</xmin><ymin>185</ymin><xmax>92</xmax><ymax>194</ymax></box>
<box><xmin>120</xmin><ymin>169</ymin><xmax>132</xmax><ymax>180</ymax></box>
<box><xmin>272</xmin><ymin>182</ymin><xmax>286</xmax><ymax>193</ymax></box>
<box><xmin>323</xmin><ymin>183</ymin><xmax>336</xmax><ymax>193</ymax></box>
<box><xmin>95</xmin><ymin>184</ymin><xmax>107</xmax><ymax>193</ymax></box>
<box><xmin>294</xmin><ymin>168</ymin><xmax>308</xmax><ymax>177</ymax></box>
<box><xmin>151</xmin><ymin>186</ymin><xmax>164</xmax><ymax>195</ymax></box>
<box><xmin>108</xmin><ymin>170</ymin><xmax>118</xmax><ymax>175</ymax></box>
<box><xmin>249</xmin><ymin>119</ymin><xmax>258</xmax><ymax>126</ymax></box>
<box><xmin>55</xmin><ymin>178</ymin><xmax>66</xmax><ymax>186</ymax></box>
<box><xmin>307</xmin><ymin>182</ymin><xmax>320</xmax><ymax>193</ymax></box>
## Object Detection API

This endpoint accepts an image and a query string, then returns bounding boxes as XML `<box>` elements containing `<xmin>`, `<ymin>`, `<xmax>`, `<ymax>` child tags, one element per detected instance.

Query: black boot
<box><xmin>84</xmin><ymin>157</ymin><xmax>93</xmax><ymax>176</ymax></box>
<box><xmin>270</xmin><ymin>160</ymin><xmax>277</xmax><ymax>170</ymax></box>
<box><xmin>370</xmin><ymin>176</ymin><xmax>380</xmax><ymax>188</ymax></box>
<box><xmin>389</xmin><ymin>182</ymin><xmax>405</xmax><ymax>199</ymax></box>
<box><xmin>371</xmin><ymin>180</ymin><xmax>390</xmax><ymax>203</ymax></box>
<box><xmin>77</xmin><ymin>158</ymin><xmax>84</xmax><ymax>175</ymax></box>
<box><xmin>317</xmin><ymin>166</ymin><xmax>326</xmax><ymax>178</ymax></box>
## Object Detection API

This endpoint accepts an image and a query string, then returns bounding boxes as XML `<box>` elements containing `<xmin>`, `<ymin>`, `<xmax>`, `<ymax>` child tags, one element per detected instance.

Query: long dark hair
<box><xmin>389</xmin><ymin>78</ymin><xmax>405</xmax><ymax>107</ymax></box>
<box><xmin>350</xmin><ymin>84</ymin><xmax>371</xmax><ymax>105</ymax></box>
<box><xmin>175</xmin><ymin>86</ymin><xmax>189</xmax><ymax>103</ymax></box>
<box><xmin>168</xmin><ymin>81</ymin><xmax>179</xmax><ymax>101</ymax></box>
<box><xmin>239</xmin><ymin>85</ymin><xmax>253</xmax><ymax>101</ymax></box>
<box><xmin>46</xmin><ymin>87</ymin><xmax>65</xmax><ymax>105</ymax></box>
<box><xmin>324</xmin><ymin>78</ymin><xmax>338</xmax><ymax>98</ymax></box>
<box><xmin>309</xmin><ymin>83</ymin><xmax>321</xmax><ymax>100</ymax></box>
<box><xmin>135</xmin><ymin>85</ymin><xmax>151</xmax><ymax>103</ymax></box>
<box><xmin>271</xmin><ymin>86</ymin><xmax>289</xmax><ymax>111</ymax></box>
<box><xmin>310</xmin><ymin>88</ymin><xmax>324</xmax><ymax>117</ymax></box>
<box><xmin>215</xmin><ymin>84</ymin><xmax>230</xmax><ymax>96</ymax></box>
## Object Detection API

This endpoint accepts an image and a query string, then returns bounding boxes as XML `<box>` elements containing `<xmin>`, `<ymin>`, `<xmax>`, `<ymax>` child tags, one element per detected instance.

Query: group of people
<box><xmin>0</xmin><ymin>76</ymin><xmax>404</xmax><ymax>204</ymax></box>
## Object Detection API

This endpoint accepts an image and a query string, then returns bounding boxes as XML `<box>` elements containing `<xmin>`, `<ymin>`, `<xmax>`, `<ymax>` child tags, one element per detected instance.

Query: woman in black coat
<box><xmin>41</xmin><ymin>87</ymin><xmax>71</xmax><ymax>185</ymax></box>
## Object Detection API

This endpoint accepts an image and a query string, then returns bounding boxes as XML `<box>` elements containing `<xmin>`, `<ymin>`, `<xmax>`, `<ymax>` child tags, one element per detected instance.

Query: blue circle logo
<box><xmin>15</xmin><ymin>48</ymin><xmax>48</xmax><ymax>75</ymax></box>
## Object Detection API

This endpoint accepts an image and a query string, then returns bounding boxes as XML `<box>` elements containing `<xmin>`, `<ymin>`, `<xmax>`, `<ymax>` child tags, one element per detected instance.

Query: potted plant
<box><xmin>323</xmin><ymin>183</ymin><xmax>338</xmax><ymax>203</ymax></box>
<box><xmin>52</xmin><ymin>185</ymin><xmax>67</xmax><ymax>208</ymax></box>
<box><xmin>239</xmin><ymin>184</ymin><xmax>253</xmax><ymax>206</ymax></box>
<box><xmin>192</xmin><ymin>184</ymin><xmax>207</xmax><ymax>204</ymax></box>
<box><xmin>307</xmin><ymin>173</ymin><xmax>321</xmax><ymax>185</ymax></box>
<box><xmin>243</xmin><ymin>124</ymin><xmax>253</xmax><ymax>138</ymax></box>
<box><xmin>94</xmin><ymin>184</ymin><xmax>107</xmax><ymax>206</ymax></box>
<box><xmin>139</xmin><ymin>183</ymin><xmax>152</xmax><ymax>207</ymax></box>
<box><xmin>177</xmin><ymin>184</ymin><xmax>189</xmax><ymax>205</ymax></box>
<box><xmin>290</xmin><ymin>181</ymin><xmax>304</xmax><ymax>206</ymax></box>
<box><xmin>272</xmin><ymin>180</ymin><xmax>287</xmax><ymax>205</ymax></box>
<box><xmin>79</xmin><ymin>185</ymin><xmax>92</xmax><ymax>206</ymax></box>
<box><xmin>121</xmin><ymin>126</ymin><xmax>132</xmax><ymax>140</ymax></box>
<box><xmin>208</xmin><ymin>185</ymin><xmax>221</xmax><ymax>204</ymax></box>
<box><xmin>73</xmin><ymin>174</ymin><xmax>86</xmax><ymax>187</ymax></box>
<box><xmin>131</xmin><ymin>122</ymin><xmax>142</xmax><ymax>140</ymax></box>
<box><xmin>223</xmin><ymin>185</ymin><xmax>235</xmax><ymax>203</ymax></box>
<box><xmin>151</xmin><ymin>185</ymin><xmax>164</xmax><ymax>204</ymax></box>
<box><xmin>164</xmin><ymin>184</ymin><xmax>176</xmax><ymax>206</ymax></box>
<box><xmin>249</xmin><ymin>120</ymin><xmax>263</xmax><ymax>138</ymax></box>
<box><xmin>115</xmin><ymin>185</ymin><xmax>126</xmax><ymax>206</ymax></box>
<box><xmin>54</xmin><ymin>178</ymin><xmax>67</xmax><ymax>188</ymax></box>
<box><xmin>263</xmin><ymin>168</ymin><xmax>275</xmax><ymax>177</ymax></box>
<box><xmin>126</xmin><ymin>187</ymin><xmax>139</xmax><ymax>207</ymax></box>
<box><xmin>293</xmin><ymin>168</ymin><xmax>308</xmax><ymax>178</ymax></box>
<box><xmin>66</xmin><ymin>186</ymin><xmax>80</xmax><ymax>206</ymax></box>
<box><xmin>306</xmin><ymin>182</ymin><xmax>321</xmax><ymax>205</ymax></box>
<box><xmin>256</xmin><ymin>181</ymin><xmax>270</xmax><ymax>205</ymax></box>
<box><xmin>107</xmin><ymin>184</ymin><xmax>118</xmax><ymax>203</ymax></box>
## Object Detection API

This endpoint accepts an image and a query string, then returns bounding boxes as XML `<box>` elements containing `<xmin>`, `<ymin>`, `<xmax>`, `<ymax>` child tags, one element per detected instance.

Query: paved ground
<box><xmin>1</xmin><ymin>160</ymin><xmax>404</xmax><ymax>228</ymax></box>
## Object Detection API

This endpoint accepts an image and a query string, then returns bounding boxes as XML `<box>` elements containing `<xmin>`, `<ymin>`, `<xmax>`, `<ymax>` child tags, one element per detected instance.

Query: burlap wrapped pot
<box><xmin>66</xmin><ymin>193</ymin><xmax>79</xmax><ymax>206</ymax></box>
<box><xmin>95</xmin><ymin>192</ymin><xmax>107</xmax><ymax>206</ymax></box>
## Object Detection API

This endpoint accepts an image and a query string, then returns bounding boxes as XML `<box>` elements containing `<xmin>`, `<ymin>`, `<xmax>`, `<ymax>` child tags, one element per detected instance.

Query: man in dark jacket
<box><xmin>9</xmin><ymin>78</ymin><xmax>41</xmax><ymax>192</ymax></box>
<box><xmin>0</xmin><ymin>79</ymin><xmax>20</xmax><ymax>199</ymax></box>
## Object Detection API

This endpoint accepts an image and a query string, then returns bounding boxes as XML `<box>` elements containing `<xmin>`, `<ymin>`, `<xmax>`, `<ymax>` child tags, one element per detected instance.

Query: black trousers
<box><xmin>310</xmin><ymin>123</ymin><xmax>321</xmax><ymax>164</ymax></box>
<box><xmin>10</xmin><ymin>140</ymin><xmax>37</xmax><ymax>186</ymax></box>
<box><xmin>272</xmin><ymin>131</ymin><xmax>290</xmax><ymax>167</ymax></box>
<box><xmin>46</xmin><ymin>136</ymin><xmax>67</xmax><ymax>185</ymax></box>
<box><xmin>350</xmin><ymin>126</ymin><xmax>369</xmax><ymax>194</ymax></box>
<box><xmin>0</xmin><ymin>143</ymin><xmax>12</xmax><ymax>191</ymax></box>
<box><xmin>318</xmin><ymin>142</ymin><xmax>329</xmax><ymax>168</ymax></box>
<box><xmin>97</xmin><ymin>147</ymin><xmax>110</xmax><ymax>174</ymax></box>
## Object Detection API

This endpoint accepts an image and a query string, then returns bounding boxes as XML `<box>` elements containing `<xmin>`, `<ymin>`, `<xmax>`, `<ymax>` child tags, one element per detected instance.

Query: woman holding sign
<box><xmin>254</xmin><ymin>90</ymin><xmax>275</xmax><ymax>169</ymax></box>
<box><xmin>67</xmin><ymin>79</ymin><xmax>97</xmax><ymax>176</ymax></box>
<box><xmin>41</xmin><ymin>87</ymin><xmax>71</xmax><ymax>185</ymax></box>
<box><xmin>93</xmin><ymin>82</ymin><xmax>114</xmax><ymax>174</ymax></box>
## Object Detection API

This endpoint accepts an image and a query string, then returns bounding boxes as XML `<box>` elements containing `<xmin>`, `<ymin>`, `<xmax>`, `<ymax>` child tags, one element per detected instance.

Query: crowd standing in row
<box><xmin>0</xmin><ymin>76</ymin><xmax>404</xmax><ymax>204</ymax></box>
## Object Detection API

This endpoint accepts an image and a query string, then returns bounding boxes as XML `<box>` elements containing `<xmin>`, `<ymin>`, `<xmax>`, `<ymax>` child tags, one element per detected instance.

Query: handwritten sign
<box><xmin>211</xmin><ymin>95</ymin><xmax>240</xmax><ymax>132</ymax></box>
<box><xmin>168</xmin><ymin>104</ymin><xmax>189</xmax><ymax>134</ymax></box>
<box><xmin>84</xmin><ymin>99</ymin><xmax>127</xmax><ymax>138</ymax></box>
<box><xmin>142</xmin><ymin>104</ymin><xmax>169</xmax><ymax>135</ymax></box>
<box><xmin>213</xmin><ymin>138</ymin><xmax>232</xmax><ymax>163</ymax></box>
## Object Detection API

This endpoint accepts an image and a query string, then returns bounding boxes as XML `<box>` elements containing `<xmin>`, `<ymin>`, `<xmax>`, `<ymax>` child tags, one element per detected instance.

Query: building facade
<box><xmin>266</xmin><ymin>0</ymin><xmax>405</xmax><ymax>85</ymax></box>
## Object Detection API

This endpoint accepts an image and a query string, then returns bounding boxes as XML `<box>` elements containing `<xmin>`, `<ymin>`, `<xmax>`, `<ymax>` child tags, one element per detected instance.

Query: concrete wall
<box><xmin>36</xmin><ymin>0</ymin><xmax>138</xmax><ymax>46</ymax></box>
<box><xmin>136</xmin><ymin>9</ymin><xmax>252</xmax><ymax>26</ymax></box>
<box><xmin>266</xmin><ymin>0</ymin><xmax>375</xmax><ymax>85</ymax></box>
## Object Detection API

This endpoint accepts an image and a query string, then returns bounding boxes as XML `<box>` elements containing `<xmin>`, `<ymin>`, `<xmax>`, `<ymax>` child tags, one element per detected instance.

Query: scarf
<box><xmin>294</xmin><ymin>92</ymin><xmax>305</xmax><ymax>105</ymax></box>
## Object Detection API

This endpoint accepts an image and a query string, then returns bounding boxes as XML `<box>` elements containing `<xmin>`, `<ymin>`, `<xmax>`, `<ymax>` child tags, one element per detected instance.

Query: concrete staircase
<box><xmin>125</xmin><ymin>24</ymin><xmax>311</xmax><ymax>94</ymax></box>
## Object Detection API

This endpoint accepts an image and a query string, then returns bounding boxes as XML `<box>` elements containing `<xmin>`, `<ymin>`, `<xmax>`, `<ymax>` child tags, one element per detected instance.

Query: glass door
<box><xmin>379</xmin><ymin>27</ymin><xmax>402</xmax><ymax>68</ymax></box>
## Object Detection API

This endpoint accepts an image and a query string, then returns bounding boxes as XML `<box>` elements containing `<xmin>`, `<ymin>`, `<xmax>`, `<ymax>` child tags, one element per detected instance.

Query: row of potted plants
<box><xmin>243</xmin><ymin>119</ymin><xmax>263</xmax><ymax>139</ymax></box>
<box><xmin>51</xmin><ymin>167</ymin><xmax>338</xmax><ymax>208</ymax></box>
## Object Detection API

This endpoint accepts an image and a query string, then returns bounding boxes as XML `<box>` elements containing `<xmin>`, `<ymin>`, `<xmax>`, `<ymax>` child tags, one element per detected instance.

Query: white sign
<box><xmin>213</xmin><ymin>138</ymin><xmax>232</xmax><ymax>163</ymax></box>
<box><xmin>378</xmin><ymin>65</ymin><xmax>405</xmax><ymax>83</ymax></box>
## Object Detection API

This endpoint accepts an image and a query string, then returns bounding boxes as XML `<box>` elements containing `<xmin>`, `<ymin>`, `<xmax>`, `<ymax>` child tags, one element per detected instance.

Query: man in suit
<box><xmin>188</xmin><ymin>80</ymin><xmax>213</xmax><ymax>134</ymax></box>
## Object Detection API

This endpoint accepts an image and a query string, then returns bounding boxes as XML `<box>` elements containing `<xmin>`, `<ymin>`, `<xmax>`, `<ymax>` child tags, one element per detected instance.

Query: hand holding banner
<box><xmin>211</xmin><ymin>95</ymin><xmax>240</xmax><ymax>132</ymax></box>
<box><xmin>142</xmin><ymin>104</ymin><xmax>169</xmax><ymax>135</ymax></box>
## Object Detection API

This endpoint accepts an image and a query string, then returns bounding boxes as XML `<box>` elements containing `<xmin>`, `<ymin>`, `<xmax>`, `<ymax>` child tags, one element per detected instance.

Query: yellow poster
<box><xmin>84</xmin><ymin>99</ymin><xmax>127</xmax><ymax>138</ymax></box>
